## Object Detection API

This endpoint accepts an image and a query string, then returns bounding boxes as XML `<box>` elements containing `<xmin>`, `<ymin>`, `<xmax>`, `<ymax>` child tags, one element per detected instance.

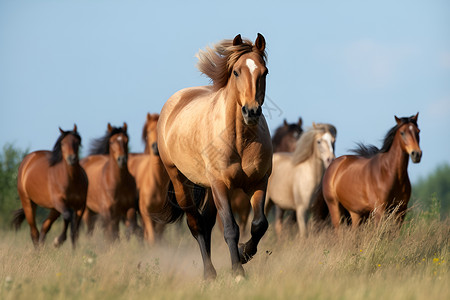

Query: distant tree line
<box><xmin>0</xmin><ymin>144</ymin><xmax>449</xmax><ymax>228</ymax></box>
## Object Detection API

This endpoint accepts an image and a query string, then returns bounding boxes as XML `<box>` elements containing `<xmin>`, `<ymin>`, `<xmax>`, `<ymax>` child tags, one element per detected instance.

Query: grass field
<box><xmin>0</xmin><ymin>213</ymin><xmax>448</xmax><ymax>300</ymax></box>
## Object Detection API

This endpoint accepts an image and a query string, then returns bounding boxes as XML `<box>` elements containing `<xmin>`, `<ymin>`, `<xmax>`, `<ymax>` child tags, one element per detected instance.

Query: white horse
<box><xmin>266</xmin><ymin>125</ymin><xmax>336</xmax><ymax>237</ymax></box>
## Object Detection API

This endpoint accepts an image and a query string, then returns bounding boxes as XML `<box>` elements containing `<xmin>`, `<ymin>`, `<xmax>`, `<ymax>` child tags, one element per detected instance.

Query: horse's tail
<box><xmin>11</xmin><ymin>208</ymin><xmax>26</xmax><ymax>231</ymax></box>
<box><xmin>153</xmin><ymin>181</ymin><xmax>207</xmax><ymax>224</ymax></box>
<box><xmin>310</xmin><ymin>181</ymin><xmax>330</xmax><ymax>222</ymax></box>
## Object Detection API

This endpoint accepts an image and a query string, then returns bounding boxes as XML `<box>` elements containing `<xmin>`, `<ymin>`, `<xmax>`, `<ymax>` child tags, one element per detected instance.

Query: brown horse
<box><xmin>13</xmin><ymin>125</ymin><xmax>88</xmax><ymax>249</ymax></box>
<box><xmin>322</xmin><ymin>114</ymin><xmax>421</xmax><ymax>228</ymax></box>
<box><xmin>128</xmin><ymin>113</ymin><xmax>170</xmax><ymax>244</ymax></box>
<box><xmin>272</xmin><ymin>118</ymin><xmax>304</xmax><ymax>152</ymax></box>
<box><xmin>81</xmin><ymin>123</ymin><xmax>137</xmax><ymax>241</ymax></box>
<box><xmin>157</xmin><ymin>34</ymin><xmax>272</xmax><ymax>280</ymax></box>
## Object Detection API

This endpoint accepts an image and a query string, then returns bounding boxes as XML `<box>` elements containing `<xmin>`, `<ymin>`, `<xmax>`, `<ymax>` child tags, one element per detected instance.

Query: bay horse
<box><xmin>157</xmin><ymin>34</ymin><xmax>272</xmax><ymax>280</ymax></box>
<box><xmin>322</xmin><ymin>114</ymin><xmax>422</xmax><ymax>228</ymax></box>
<box><xmin>266</xmin><ymin>125</ymin><xmax>335</xmax><ymax>237</ymax></box>
<box><xmin>128</xmin><ymin>113</ymin><xmax>170</xmax><ymax>244</ymax></box>
<box><xmin>81</xmin><ymin>123</ymin><xmax>138</xmax><ymax>241</ymax></box>
<box><xmin>13</xmin><ymin>125</ymin><xmax>88</xmax><ymax>249</ymax></box>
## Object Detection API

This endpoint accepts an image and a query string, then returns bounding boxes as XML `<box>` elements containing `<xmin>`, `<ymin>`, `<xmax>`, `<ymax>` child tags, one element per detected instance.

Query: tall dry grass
<box><xmin>0</xmin><ymin>212</ymin><xmax>448</xmax><ymax>300</ymax></box>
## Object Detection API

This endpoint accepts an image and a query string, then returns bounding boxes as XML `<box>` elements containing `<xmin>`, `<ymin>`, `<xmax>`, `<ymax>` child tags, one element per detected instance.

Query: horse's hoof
<box><xmin>235</xmin><ymin>274</ymin><xmax>245</xmax><ymax>283</ymax></box>
<box><xmin>238</xmin><ymin>243</ymin><xmax>254</xmax><ymax>264</ymax></box>
<box><xmin>53</xmin><ymin>237</ymin><xmax>61</xmax><ymax>248</ymax></box>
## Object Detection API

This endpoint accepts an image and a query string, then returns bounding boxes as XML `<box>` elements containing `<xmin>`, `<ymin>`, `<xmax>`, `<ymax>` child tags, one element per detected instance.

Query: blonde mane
<box><xmin>196</xmin><ymin>38</ymin><xmax>267</xmax><ymax>90</ymax></box>
<box><xmin>291</xmin><ymin>128</ymin><xmax>325</xmax><ymax>165</ymax></box>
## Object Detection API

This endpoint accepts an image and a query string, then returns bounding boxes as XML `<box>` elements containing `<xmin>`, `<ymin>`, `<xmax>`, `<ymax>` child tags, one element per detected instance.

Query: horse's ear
<box><xmin>298</xmin><ymin>118</ymin><xmax>303</xmax><ymax>127</ymax></box>
<box><xmin>73</xmin><ymin>124</ymin><xmax>77</xmax><ymax>132</ymax></box>
<box><xmin>395</xmin><ymin>116</ymin><xmax>402</xmax><ymax>125</ymax></box>
<box><xmin>255</xmin><ymin>33</ymin><xmax>266</xmax><ymax>52</ymax></box>
<box><xmin>59</xmin><ymin>127</ymin><xmax>64</xmax><ymax>134</ymax></box>
<box><xmin>147</xmin><ymin>113</ymin><xmax>151</xmax><ymax>120</ymax></box>
<box><xmin>107</xmin><ymin>123</ymin><xmax>113</xmax><ymax>133</ymax></box>
<box><xmin>233</xmin><ymin>34</ymin><xmax>243</xmax><ymax>46</ymax></box>
<box><xmin>123</xmin><ymin>122</ymin><xmax>128</xmax><ymax>132</ymax></box>
<box><xmin>412</xmin><ymin>112</ymin><xmax>419</xmax><ymax>122</ymax></box>
<box><xmin>312</xmin><ymin>122</ymin><xmax>317</xmax><ymax>129</ymax></box>
<box><xmin>283</xmin><ymin>119</ymin><xmax>288</xmax><ymax>127</ymax></box>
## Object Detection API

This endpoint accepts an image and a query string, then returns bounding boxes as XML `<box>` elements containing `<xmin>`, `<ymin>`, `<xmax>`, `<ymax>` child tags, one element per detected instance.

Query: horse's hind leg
<box><xmin>170</xmin><ymin>169</ymin><xmax>217</xmax><ymax>280</ymax></box>
<box><xmin>39</xmin><ymin>209</ymin><xmax>60</xmax><ymax>245</ymax></box>
<box><xmin>22</xmin><ymin>200</ymin><xmax>39</xmax><ymax>247</ymax></box>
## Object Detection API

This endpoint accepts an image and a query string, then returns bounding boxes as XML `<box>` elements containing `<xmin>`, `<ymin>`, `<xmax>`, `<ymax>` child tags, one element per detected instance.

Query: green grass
<box><xmin>1</xmin><ymin>214</ymin><xmax>449</xmax><ymax>300</ymax></box>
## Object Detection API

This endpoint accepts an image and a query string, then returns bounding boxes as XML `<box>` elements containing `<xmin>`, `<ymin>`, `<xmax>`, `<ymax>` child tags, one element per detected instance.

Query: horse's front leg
<box><xmin>69</xmin><ymin>207</ymin><xmax>85</xmax><ymax>249</ymax></box>
<box><xmin>211</xmin><ymin>182</ymin><xmax>244</xmax><ymax>277</ymax></box>
<box><xmin>239</xmin><ymin>178</ymin><xmax>269</xmax><ymax>264</ymax></box>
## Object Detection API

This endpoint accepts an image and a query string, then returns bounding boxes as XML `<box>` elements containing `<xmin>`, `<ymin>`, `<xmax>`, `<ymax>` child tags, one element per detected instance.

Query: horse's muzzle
<box><xmin>151</xmin><ymin>142</ymin><xmax>159</xmax><ymax>156</ymax></box>
<box><xmin>242</xmin><ymin>105</ymin><xmax>262</xmax><ymax>126</ymax></box>
<box><xmin>117</xmin><ymin>155</ymin><xmax>127</xmax><ymax>167</ymax></box>
<box><xmin>410</xmin><ymin>150</ymin><xmax>422</xmax><ymax>163</ymax></box>
<box><xmin>66</xmin><ymin>155</ymin><xmax>78</xmax><ymax>165</ymax></box>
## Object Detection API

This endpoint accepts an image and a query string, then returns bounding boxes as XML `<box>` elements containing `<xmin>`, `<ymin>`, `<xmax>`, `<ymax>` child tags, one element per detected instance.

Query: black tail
<box><xmin>11</xmin><ymin>208</ymin><xmax>26</xmax><ymax>231</ymax></box>
<box><xmin>152</xmin><ymin>181</ymin><xmax>206</xmax><ymax>224</ymax></box>
<box><xmin>310</xmin><ymin>181</ymin><xmax>330</xmax><ymax>222</ymax></box>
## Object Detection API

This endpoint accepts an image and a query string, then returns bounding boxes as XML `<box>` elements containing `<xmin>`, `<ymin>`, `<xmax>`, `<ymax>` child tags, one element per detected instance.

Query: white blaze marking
<box><xmin>322</xmin><ymin>132</ymin><xmax>333</xmax><ymax>153</ymax></box>
<box><xmin>246</xmin><ymin>58</ymin><xmax>258</xmax><ymax>75</ymax></box>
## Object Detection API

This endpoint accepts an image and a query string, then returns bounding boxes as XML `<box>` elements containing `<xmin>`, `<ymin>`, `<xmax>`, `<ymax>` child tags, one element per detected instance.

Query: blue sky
<box><xmin>1</xmin><ymin>0</ymin><xmax>449</xmax><ymax>183</ymax></box>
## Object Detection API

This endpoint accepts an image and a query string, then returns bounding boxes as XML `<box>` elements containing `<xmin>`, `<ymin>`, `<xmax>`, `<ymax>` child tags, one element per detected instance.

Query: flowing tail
<box><xmin>152</xmin><ymin>181</ymin><xmax>206</xmax><ymax>224</ymax></box>
<box><xmin>310</xmin><ymin>181</ymin><xmax>330</xmax><ymax>222</ymax></box>
<box><xmin>11</xmin><ymin>208</ymin><xmax>26</xmax><ymax>231</ymax></box>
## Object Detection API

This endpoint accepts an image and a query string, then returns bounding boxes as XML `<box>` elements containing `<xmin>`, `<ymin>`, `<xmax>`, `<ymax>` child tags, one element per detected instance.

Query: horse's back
<box><xmin>323</xmin><ymin>154</ymin><xmax>373</xmax><ymax>212</ymax></box>
<box><xmin>17</xmin><ymin>151</ymin><xmax>52</xmax><ymax>206</ymax></box>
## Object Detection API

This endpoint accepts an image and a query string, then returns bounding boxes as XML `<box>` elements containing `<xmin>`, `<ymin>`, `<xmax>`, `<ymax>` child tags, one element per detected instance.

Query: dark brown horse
<box><xmin>272</xmin><ymin>118</ymin><xmax>303</xmax><ymax>152</ymax></box>
<box><xmin>128</xmin><ymin>113</ymin><xmax>170</xmax><ymax>244</ymax></box>
<box><xmin>322</xmin><ymin>114</ymin><xmax>421</xmax><ymax>228</ymax></box>
<box><xmin>13</xmin><ymin>125</ymin><xmax>88</xmax><ymax>249</ymax></box>
<box><xmin>81</xmin><ymin>123</ymin><xmax>137</xmax><ymax>241</ymax></box>
<box><xmin>157</xmin><ymin>34</ymin><xmax>271</xmax><ymax>280</ymax></box>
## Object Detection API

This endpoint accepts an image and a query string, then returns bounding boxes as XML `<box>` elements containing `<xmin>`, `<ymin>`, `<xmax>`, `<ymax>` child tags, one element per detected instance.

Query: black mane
<box><xmin>350</xmin><ymin>116</ymin><xmax>418</xmax><ymax>158</ymax></box>
<box><xmin>49</xmin><ymin>130</ymin><xmax>81</xmax><ymax>166</ymax></box>
<box><xmin>89</xmin><ymin>126</ymin><xmax>128</xmax><ymax>155</ymax></box>
<box><xmin>272</xmin><ymin>122</ymin><xmax>303</xmax><ymax>148</ymax></box>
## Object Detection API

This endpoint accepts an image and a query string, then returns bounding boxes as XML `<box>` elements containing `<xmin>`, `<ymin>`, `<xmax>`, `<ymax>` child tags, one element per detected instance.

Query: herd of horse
<box><xmin>11</xmin><ymin>34</ymin><xmax>422</xmax><ymax>280</ymax></box>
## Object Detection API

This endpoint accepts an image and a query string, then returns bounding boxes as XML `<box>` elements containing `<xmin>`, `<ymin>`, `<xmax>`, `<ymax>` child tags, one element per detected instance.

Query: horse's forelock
<box><xmin>196</xmin><ymin>38</ymin><xmax>266</xmax><ymax>90</ymax></box>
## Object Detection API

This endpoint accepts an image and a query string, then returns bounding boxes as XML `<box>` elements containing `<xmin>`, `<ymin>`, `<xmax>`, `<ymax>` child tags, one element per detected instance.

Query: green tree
<box><xmin>412</xmin><ymin>163</ymin><xmax>450</xmax><ymax>219</ymax></box>
<box><xmin>0</xmin><ymin>144</ymin><xmax>27</xmax><ymax>227</ymax></box>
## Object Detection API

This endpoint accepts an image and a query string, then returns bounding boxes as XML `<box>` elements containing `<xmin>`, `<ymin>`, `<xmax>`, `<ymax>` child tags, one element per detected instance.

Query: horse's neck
<box><xmin>105</xmin><ymin>156</ymin><xmax>129</xmax><ymax>182</ymax></box>
<box><xmin>380</xmin><ymin>136</ymin><xmax>409</xmax><ymax>181</ymax></box>
<box><xmin>150</xmin><ymin>155</ymin><xmax>169</xmax><ymax>184</ymax></box>
<box><xmin>64</xmin><ymin>162</ymin><xmax>83</xmax><ymax>180</ymax></box>
<box><xmin>305</xmin><ymin>153</ymin><xmax>326</xmax><ymax>185</ymax></box>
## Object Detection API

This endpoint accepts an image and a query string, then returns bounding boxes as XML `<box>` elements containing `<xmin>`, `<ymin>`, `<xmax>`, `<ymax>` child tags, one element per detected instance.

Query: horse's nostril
<box><xmin>256</xmin><ymin>106</ymin><xmax>262</xmax><ymax>116</ymax></box>
<box><xmin>242</xmin><ymin>106</ymin><xmax>248</xmax><ymax>115</ymax></box>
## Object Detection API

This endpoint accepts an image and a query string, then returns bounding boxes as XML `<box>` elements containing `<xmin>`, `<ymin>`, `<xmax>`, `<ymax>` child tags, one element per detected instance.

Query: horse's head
<box><xmin>57</xmin><ymin>124</ymin><xmax>81</xmax><ymax>166</ymax></box>
<box><xmin>316</xmin><ymin>131</ymin><xmax>335</xmax><ymax>168</ymax></box>
<box><xmin>230</xmin><ymin>33</ymin><xmax>268</xmax><ymax>126</ymax></box>
<box><xmin>395</xmin><ymin>113</ymin><xmax>422</xmax><ymax>163</ymax></box>
<box><xmin>142</xmin><ymin>113</ymin><xmax>160</xmax><ymax>155</ymax></box>
<box><xmin>108</xmin><ymin>122</ymin><xmax>129</xmax><ymax>168</ymax></box>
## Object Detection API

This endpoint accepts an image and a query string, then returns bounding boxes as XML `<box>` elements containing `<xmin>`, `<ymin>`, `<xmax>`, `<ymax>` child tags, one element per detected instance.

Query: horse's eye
<box><xmin>400</xmin><ymin>131</ymin><xmax>405</xmax><ymax>136</ymax></box>
<box><xmin>233</xmin><ymin>70</ymin><xmax>239</xmax><ymax>77</ymax></box>
<box><xmin>317</xmin><ymin>140</ymin><xmax>321</xmax><ymax>144</ymax></box>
